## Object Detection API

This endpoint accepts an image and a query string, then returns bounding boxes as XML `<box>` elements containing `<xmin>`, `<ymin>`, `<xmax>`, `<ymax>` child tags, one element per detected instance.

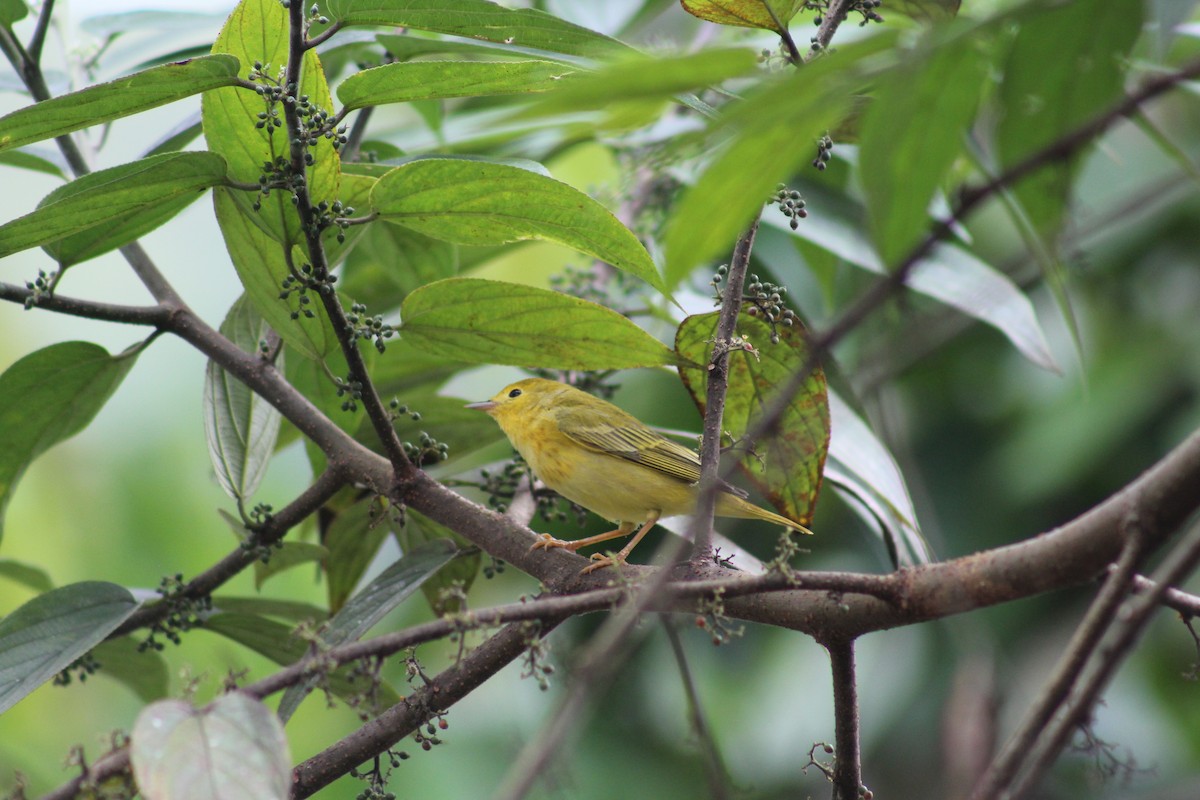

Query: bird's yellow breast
<box><xmin>506</xmin><ymin>414</ymin><xmax>697</xmax><ymax>524</ymax></box>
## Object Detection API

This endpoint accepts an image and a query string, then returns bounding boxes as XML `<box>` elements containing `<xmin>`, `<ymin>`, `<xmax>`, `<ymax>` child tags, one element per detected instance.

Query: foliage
<box><xmin>0</xmin><ymin>1</ymin><xmax>1199</xmax><ymax>799</ymax></box>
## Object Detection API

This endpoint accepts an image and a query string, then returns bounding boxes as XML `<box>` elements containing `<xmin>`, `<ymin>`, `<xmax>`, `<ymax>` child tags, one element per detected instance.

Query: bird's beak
<box><xmin>464</xmin><ymin>400</ymin><xmax>497</xmax><ymax>412</ymax></box>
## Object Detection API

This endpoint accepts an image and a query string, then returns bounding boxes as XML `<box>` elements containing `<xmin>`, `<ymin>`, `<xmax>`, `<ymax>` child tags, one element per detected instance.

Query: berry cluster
<box><xmin>278</xmin><ymin>261</ymin><xmax>337</xmax><ymax>321</ymax></box>
<box><xmin>347</xmin><ymin>302</ymin><xmax>394</xmax><ymax>353</ymax></box>
<box><xmin>771</xmin><ymin>183</ymin><xmax>808</xmax><ymax>229</ymax></box>
<box><xmin>521</xmin><ymin>631</ymin><xmax>556</xmax><ymax>691</ymax></box>
<box><xmin>478</xmin><ymin>454</ymin><xmax>588</xmax><ymax>525</ymax></box>
<box><xmin>813</xmin><ymin>134</ymin><xmax>834</xmax><ymax>171</ymax></box>
<box><xmin>138</xmin><ymin>574</ymin><xmax>212</xmax><ymax>652</ymax></box>
<box><xmin>53</xmin><ymin>652</ymin><xmax>101</xmax><ymax>687</ymax></box>
<box><xmin>23</xmin><ymin>268</ymin><xmax>56</xmax><ymax>308</ymax></box>
<box><xmin>402</xmin><ymin>432</ymin><xmax>450</xmax><ymax>466</ymax></box>
<box><xmin>710</xmin><ymin>268</ymin><xmax>798</xmax><ymax>344</ymax></box>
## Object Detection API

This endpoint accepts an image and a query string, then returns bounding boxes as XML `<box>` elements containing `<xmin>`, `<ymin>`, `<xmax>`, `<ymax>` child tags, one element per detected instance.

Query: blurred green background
<box><xmin>2</xmin><ymin>1</ymin><xmax>1200</xmax><ymax>798</ymax></box>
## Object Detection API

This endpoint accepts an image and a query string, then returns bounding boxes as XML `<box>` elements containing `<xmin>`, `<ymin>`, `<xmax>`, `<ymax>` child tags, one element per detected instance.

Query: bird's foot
<box><xmin>579</xmin><ymin>552</ymin><xmax>626</xmax><ymax>575</ymax></box>
<box><xmin>529</xmin><ymin>533</ymin><xmax>579</xmax><ymax>553</ymax></box>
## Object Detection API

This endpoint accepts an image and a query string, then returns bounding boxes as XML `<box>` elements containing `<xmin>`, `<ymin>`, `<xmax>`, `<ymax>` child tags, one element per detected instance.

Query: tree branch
<box><xmin>281</xmin><ymin>1</ymin><xmax>412</xmax><ymax>475</ymax></box>
<box><xmin>826</xmin><ymin>638</ymin><xmax>861</xmax><ymax>800</ymax></box>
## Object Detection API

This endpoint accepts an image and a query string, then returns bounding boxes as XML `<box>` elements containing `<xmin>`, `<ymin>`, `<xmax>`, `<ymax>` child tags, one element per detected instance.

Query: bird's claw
<box><xmin>530</xmin><ymin>533</ymin><xmax>576</xmax><ymax>553</ymax></box>
<box><xmin>579</xmin><ymin>553</ymin><xmax>625</xmax><ymax>575</ymax></box>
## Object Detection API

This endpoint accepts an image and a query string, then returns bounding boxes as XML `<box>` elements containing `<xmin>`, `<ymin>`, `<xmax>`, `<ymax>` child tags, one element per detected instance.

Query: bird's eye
<box><xmin>508</xmin><ymin>388</ymin><xmax>522</xmax><ymax>398</ymax></box>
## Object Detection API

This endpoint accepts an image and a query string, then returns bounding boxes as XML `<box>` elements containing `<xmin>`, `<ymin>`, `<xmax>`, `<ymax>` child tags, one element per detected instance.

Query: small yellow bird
<box><xmin>465</xmin><ymin>378</ymin><xmax>812</xmax><ymax>574</ymax></box>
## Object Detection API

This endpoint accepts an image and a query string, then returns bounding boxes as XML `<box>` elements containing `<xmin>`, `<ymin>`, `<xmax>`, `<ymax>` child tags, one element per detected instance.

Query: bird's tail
<box><xmin>715</xmin><ymin>493</ymin><xmax>814</xmax><ymax>536</ymax></box>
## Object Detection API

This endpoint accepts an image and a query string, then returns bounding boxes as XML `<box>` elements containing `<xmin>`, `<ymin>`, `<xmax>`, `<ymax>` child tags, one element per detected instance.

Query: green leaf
<box><xmin>212</xmin><ymin>188</ymin><xmax>338</xmax><ymax>361</ymax></box>
<box><xmin>0</xmin><ymin>149</ymin><xmax>67</xmax><ymax>180</ymax></box>
<box><xmin>325</xmin><ymin>0</ymin><xmax>632</xmax><ymax>58</ymax></box>
<box><xmin>254</xmin><ymin>542</ymin><xmax>329</xmax><ymax>589</ymax></box>
<box><xmin>860</xmin><ymin>35</ymin><xmax>987</xmax><ymax>268</ymax></box>
<box><xmin>395</xmin><ymin>510</ymin><xmax>480</xmax><ymax>616</ymax></box>
<box><xmin>0</xmin><ymin>152</ymin><xmax>227</xmax><ymax>261</ymax></box>
<box><xmin>523</xmin><ymin>48</ymin><xmax>757</xmax><ymax>116</ymax></box>
<box><xmin>340</xmin><ymin>220</ymin><xmax>459</xmax><ymax>310</ymax></box>
<box><xmin>0</xmin><ymin>582</ymin><xmax>139</xmax><ymax>714</ymax></box>
<box><xmin>0</xmin><ymin>55</ymin><xmax>240</xmax><ymax>153</ymax></box>
<box><xmin>663</xmin><ymin>32</ymin><xmax>898</xmax><ymax>286</ymax></box>
<box><xmin>338</xmin><ymin>60</ymin><xmax>575</xmax><ymax>111</ymax></box>
<box><xmin>761</xmin><ymin>212</ymin><xmax>1058</xmax><ymax>372</ymax></box>
<box><xmin>0</xmin><ymin>0</ymin><xmax>28</xmax><ymax>25</ymax></box>
<box><xmin>824</xmin><ymin>391</ymin><xmax>930</xmax><ymax>567</ymax></box>
<box><xmin>680</xmin><ymin>0</ymin><xmax>803</xmax><ymax>33</ymax></box>
<box><xmin>676</xmin><ymin>312</ymin><xmax>829</xmax><ymax>526</ymax></box>
<box><xmin>399</xmin><ymin>278</ymin><xmax>679</xmax><ymax>369</ymax></box>
<box><xmin>0</xmin><ymin>559</ymin><xmax>53</xmax><ymax>593</ymax></box>
<box><xmin>372</xmin><ymin>159</ymin><xmax>667</xmax><ymax>294</ymax></box>
<box><xmin>210</xmin><ymin>596</ymin><xmax>327</xmax><ymax>623</ymax></box>
<box><xmin>276</xmin><ymin>539</ymin><xmax>457</xmax><ymax>721</ymax></box>
<box><xmin>0</xmin><ymin>342</ymin><xmax>140</xmax><ymax>535</ymax></box>
<box><xmin>376</xmin><ymin>32</ymin><xmax>550</xmax><ymax>62</ymax></box>
<box><xmin>323</xmin><ymin>497</ymin><xmax>392</xmax><ymax>613</ymax></box>
<box><xmin>203</xmin><ymin>0</ymin><xmax>339</xmax><ymax>247</ymax></box>
<box><xmin>203</xmin><ymin>296</ymin><xmax>283</xmax><ymax>503</ymax></box>
<box><xmin>92</xmin><ymin>637</ymin><xmax>170</xmax><ymax>703</ymax></box>
<box><xmin>131</xmin><ymin>693</ymin><xmax>290</xmax><ymax>800</ymax></box>
<box><xmin>203</xmin><ymin>613</ymin><xmax>401</xmax><ymax>713</ymax></box>
<box><xmin>886</xmin><ymin>0</ymin><xmax>962</xmax><ymax>22</ymax></box>
<box><xmin>996</xmin><ymin>0</ymin><xmax>1142</xmax><ymax>239</ymax></box>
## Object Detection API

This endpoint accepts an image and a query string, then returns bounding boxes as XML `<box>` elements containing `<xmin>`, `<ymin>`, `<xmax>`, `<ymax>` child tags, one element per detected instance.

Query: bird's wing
<box><xmin>558</xmin><ymin>413</ymin><xmax>704</xmax><ymax>485</ymax></box>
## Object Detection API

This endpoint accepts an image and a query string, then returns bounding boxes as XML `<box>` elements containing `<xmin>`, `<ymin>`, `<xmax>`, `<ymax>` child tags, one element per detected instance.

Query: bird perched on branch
<box><xmin>466</xmin><ymin>377</ymin><xmax>811</xmax><ymax>574</ymax></box>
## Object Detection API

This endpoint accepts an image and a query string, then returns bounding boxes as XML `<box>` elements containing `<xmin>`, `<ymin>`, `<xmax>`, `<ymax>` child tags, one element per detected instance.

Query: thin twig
<box><xmin>691</xmin><ymin>218</ymin><xmax>759</xmax><ymax>557</ymax></box>
<box><xmin>108</xmin><ymin>470</ymin><xmax>346</xmax><ymax>639</ymax></box>
<box><xmin>970</xmin><ymin>529</ymin><xmax>1149</xmax><ymax>800</ymax></box>
<box><xmin>281</xmin><ymin>1</ymin><xmax>412</xmax><ymax>474</ymax></box>
<box><xmin>1005</xmin><ymin>519</ymin><xmax>1200</xmax><ymax>800</ymax></box>
<box><xmin>0</xmin><ymin>282</ymin><xmax>168</xmax><ymax>325</ymax></box>
<box><xmin>662</xmin><ymin>616</ymin><xmax>734</xmax><ymax>800</ymax></box>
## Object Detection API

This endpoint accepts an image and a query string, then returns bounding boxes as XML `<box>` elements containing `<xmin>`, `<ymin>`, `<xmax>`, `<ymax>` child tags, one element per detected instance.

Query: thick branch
<box><xmin>290</xmin><ymin>619</ymin><xmax>562</xmax><ymax>798</ymax></box>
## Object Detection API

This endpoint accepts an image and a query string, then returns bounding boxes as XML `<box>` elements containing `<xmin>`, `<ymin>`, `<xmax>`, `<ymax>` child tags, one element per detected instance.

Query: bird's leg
<box><xmin>580</xmin><ymin>513</ymin><xmax>660</xmax><ymax>575</ymax></box>
<box><xmin>530</xmin><ymin>521</ymin><xmax>636</xmax><ymax>554</ymax></box>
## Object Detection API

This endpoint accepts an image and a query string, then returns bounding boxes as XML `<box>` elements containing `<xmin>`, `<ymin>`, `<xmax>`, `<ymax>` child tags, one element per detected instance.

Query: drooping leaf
<box><xmin>761</xmin><ymin>213</ymin><xmax>1059</xmax><ymax>372</ymax></box>
<box><xmin>338</xmin><ymin>60</ymin><xmax>575</xmax><ymax>110</ymax></box>
<box><xmin>680</xmin><ymin>0</ymin><xmax>804</xmax><ymax>34</ymax></box>
<box><xmin>92</xmin><ymin>637</ymin><xmax>170</xmax><ymax>703</ymax></box>
<box><xmin>372</xmin><ymin>158</ymin><xmax>668</xmax><ymax>294</ymax></box>
<box><xmin>212</xmin><ymin>188</ymin><xmax>338</xmax><ymax>361</ymax></box>
<box><xmin>676</xmin><ymin>312</ymin><xmax>829</xmax><ymax>526</ymax></box>
<box><xmin>276</xmin><ymin>539</ymin><xmax>457</xmax><ymax>721</ymax></box>
<box><xmin>0</xmin><ymin>152</ymin><xmax>227</xmax><ymax>261</ymax></box>
<box><xmin>0</xmin><ymin>559</ymin><xmax>53</xmax><ymax>593</ymax></box>
<box><xmin>202</xmin><ymin>613</ymin><xmax>402</xmax><ymax>713</ymax></box>
<box><xmin>322</xmin><ymin>497</ymin><xmax>392</xmax><ymax>613</ymax></box>
<box><xmin>203</xmin><ymin>0</ymin><xmax>340</xmax><ymax>247</ymax></box>
<box><xmin>131</xmin><ymin>693</ymin><xmax>290</xmax><ymax>800</ymax></box>
<box><xmin>395</xmin><ymin>510</ymin><xmax>480</xmax><ymax>616</ymax></box>
<box><xmin>860</xmin><ymin>35</ymin><xmax>987</xmax><ymax>268</ymax></box>
<box><xmin>399</xmin><ymin>278</ymin><xmax>680</xmax><ymax>369</ymax></box>
<box><xmin>996</xmin><ymin>0</ymin><xmax>1142</xmax><ymax>239</ymax></box>
<box><xmin>325</xmin><ymin>0</ymin><xmax>632</xmax><ymax>58</ymax></box>
<box><xmin>824</xmin><ymin>391</ymin><xmax>930</xmax><ymax>567</ymax></box>
<box><xmin>0</xmin><ymin>55</ymin><xmax>240</xmax><ymax>153</ymax></box>
<box><xmin>376</xmin><ymin>32</ymin><xmax>552</xmax><ymax>63</ymax></box>
<box><xmin>203</xmin><ymin>295</ymin><xmax>284</xmax><ymax>503</ymax></box>
<box><xmin>0</xmin><ymin>342</ymin><xmax>140</xmax><ymax>535</ymax></box>
<box><xmin>0</xmin><ymin>582</ymin><xmax>139</xmax><ymax>714</ymax></box>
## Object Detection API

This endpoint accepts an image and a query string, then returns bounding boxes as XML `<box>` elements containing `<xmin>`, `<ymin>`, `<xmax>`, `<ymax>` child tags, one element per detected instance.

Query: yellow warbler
<box><xmin>465</xmin><ymin>378</ymin><xmax>812</xmax><ymax>573</ymax></box>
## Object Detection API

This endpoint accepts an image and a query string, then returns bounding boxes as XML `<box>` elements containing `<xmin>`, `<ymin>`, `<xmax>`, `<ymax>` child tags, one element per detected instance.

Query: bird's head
<box><xmin>464</xmin><ymin>377</ymin><xmax>565</xmax><ymax>431</ymax></box>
